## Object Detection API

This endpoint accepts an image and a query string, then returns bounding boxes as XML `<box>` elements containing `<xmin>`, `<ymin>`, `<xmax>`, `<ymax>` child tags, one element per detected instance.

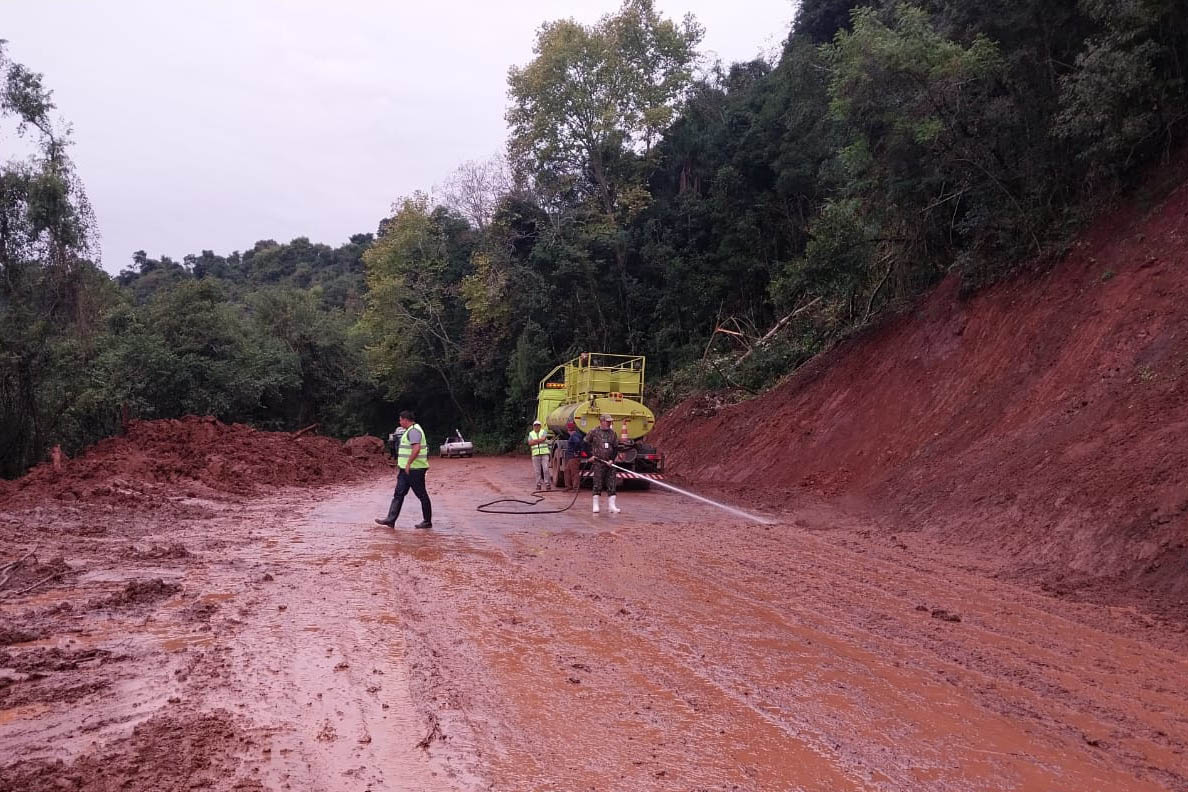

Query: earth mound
<box><xmin>344</xmin><ymin>435</ymin><xmax>386</xmax><ymax>458</ymax></box>
<box><xmin>1</xmin><ymin>416</ymin><xmax>387</xmax><ymax>509</ymax></box>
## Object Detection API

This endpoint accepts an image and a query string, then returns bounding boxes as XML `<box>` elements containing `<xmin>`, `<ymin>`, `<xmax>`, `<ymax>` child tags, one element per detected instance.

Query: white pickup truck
<box><xmin>439</xmin><ymin>429</ymin><xmax>474</xmax><ymax>458</ymax></box>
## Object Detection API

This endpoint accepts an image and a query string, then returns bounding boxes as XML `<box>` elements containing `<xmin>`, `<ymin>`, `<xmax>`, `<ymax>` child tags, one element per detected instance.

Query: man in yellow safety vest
<box><xmin>375</xmin><ymin>410</ymin><xmax>433</xmax><ymax>529</ymax></box>
<box><xmin>528</xmin><ymin>419</ymin><xmax>551</xmax><ymax>491</ymax></box>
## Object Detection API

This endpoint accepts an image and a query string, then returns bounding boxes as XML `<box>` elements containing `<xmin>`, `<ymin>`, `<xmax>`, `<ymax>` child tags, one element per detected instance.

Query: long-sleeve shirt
<box><xmin>564</xmin><ymin>431</ymin><xmax>585</xmax><ymax>460</ymax></box>
<box><xmin>584</xmin><ymin>427</ymin><xmax>620</xmax><ymax>461</ymax></box>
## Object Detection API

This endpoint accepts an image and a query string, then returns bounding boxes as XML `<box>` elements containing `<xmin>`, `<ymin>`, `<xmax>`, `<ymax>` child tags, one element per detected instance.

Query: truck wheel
<box><xmin>551</xmin><ymin>451</ymin><xmax>564</xmax><ymax>487</ymax></box>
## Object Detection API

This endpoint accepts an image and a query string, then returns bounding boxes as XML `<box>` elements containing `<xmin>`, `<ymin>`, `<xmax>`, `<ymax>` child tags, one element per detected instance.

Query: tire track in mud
<box><xmin>380</xmin><ymin>469</ymin><xmax>1188</xmax><ymax>791</ymax></box>
<box><xmin>388</xmin><ymin>536</ymin><xmax>860</xmax><ymax>790</ymax></box>
<box><xmin>645</xmin><ymin>550</ymin><xmax>1186</xmax><ymax>790</ymax></box>
<box><xmin>1</xmin><ymin>481</ymin><xmax>459</xmax><ymax>792</ymax></box>
<box><xmin>652</xmin><ymin>527</ymin><xmax>1185</xmax><ymax>790</ymax></box>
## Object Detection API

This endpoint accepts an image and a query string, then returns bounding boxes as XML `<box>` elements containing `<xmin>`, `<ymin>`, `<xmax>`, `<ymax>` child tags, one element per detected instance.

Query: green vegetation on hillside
<box><xmin>2</xmin><ymin>0</ymin><xmax>1186</xmax><ymax>476</ymax></box>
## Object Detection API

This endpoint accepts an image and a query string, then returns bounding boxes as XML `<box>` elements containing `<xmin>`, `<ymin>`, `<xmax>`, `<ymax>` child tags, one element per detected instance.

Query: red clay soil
<box><xmin>653</xmin><ymin>173</ymin><xmax>1188</xmax><ymax>606</ymax></box>
<box><xmin>0</xmin><ymin>416</ymin><xmax>387</xmax><ymax>512</ymax></box>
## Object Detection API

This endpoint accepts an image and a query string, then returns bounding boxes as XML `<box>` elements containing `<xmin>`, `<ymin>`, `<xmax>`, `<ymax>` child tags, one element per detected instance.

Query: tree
<box><xmin>1056</xmin><ymin>0</ymin><xmax>1188</xmax><ymax>186</ymax></box>
<box><xmin>438</xmin><ymin>154</ymin><xmax>512</xmax><ymax>229</ymax></box>
<box><xmin>0</xmin><ymin>42</ymin><xmax>112</xmax><ymax>476</ymax></box>
<box><xmin>246</xmin><ymin>286</ymin><xmax>372</xmax><ymax>430</ymax></box>
<box><xmin>815</xmin><ymin>5</ymin><xmax>1021</xmax><ymax>306</ymax></box>
<box><xmin>360</xmin><ymin>194</ymin><xmax>475</xmax><ymax>424</ymax></box>
<box><xmin>506</xmin><ymin>0</ymin><xmax>703</xmax><ymax>219</ymax></box>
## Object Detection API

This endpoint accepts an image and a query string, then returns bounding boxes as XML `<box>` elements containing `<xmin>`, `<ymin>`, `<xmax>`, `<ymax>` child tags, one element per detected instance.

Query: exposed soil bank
<box><xmin>653</xmin><ymin>175</ymin><xmax>1188</xmax><ymax>607</ymax></box>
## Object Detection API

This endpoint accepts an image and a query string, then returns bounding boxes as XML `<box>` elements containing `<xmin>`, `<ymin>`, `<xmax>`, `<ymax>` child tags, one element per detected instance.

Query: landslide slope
<box><xmin>653</xmin><ymin>175</ymin><xmax>1188</xmax><ymax>600</ymax></box>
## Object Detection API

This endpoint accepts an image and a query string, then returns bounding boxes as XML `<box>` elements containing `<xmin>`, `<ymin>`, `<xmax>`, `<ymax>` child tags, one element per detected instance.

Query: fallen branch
<box><xmin>862</xmin><ymin>252</ymin><xmax>896</xmax><ymax>326</ymax></box>
<box><xmin>707</xmin><ymin>357</ymin><xmax>759</xmax><ymax>396</ymax></box>
<box><xmin>735</xmin><ymin>296</ymin><xmax>823</xmax><ymax>366</ymax></box>
<box><xmin>0</xmin><ymin>549</ymin><xmax>36</xmax><ymax>575</ymax></box>
<box><xmin>292</xmin><ymin>423</ymin><xmax>320</xmax><ymax>438</ymax></box>
<box><xmin>0</xmin><ymin>550</ymin><xmax>37</xmax><ymax>590</ymax></box>
<box><xmin>6</xmin><ymin>571</ymin><xmax>62</xmax><ymax>598</ymax></box>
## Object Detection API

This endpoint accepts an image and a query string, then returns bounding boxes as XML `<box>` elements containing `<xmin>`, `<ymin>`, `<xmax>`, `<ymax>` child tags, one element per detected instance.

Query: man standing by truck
<box><xmin>375</xmin><ymin>410</ymin><xmax>432</xmax><ymax>530</ymax></box>
<box><xmin>563</xmin><ymin>420</ymin><xmax>584</xmax><ymax>491</ymax></box>
<box><xmin>528</xmin><ymin>419</ymin><xmax>551</xmax><ymax>491</ymax></box>
<box><xmin>585</xmin><ymin>413</ymin><xmax>621</xmax><ymax>514</ymax></box>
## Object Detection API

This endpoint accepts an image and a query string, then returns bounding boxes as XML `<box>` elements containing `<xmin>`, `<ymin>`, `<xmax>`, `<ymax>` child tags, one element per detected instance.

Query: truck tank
<box><xmin>534</xmin><ymin>353</ymin><xmax>665</xmax><ymax>484</ymax></box>
<box><xmin>545</xmin><ymin>399</ymin><xmax>654</xmax><ymax>439</ymax></box>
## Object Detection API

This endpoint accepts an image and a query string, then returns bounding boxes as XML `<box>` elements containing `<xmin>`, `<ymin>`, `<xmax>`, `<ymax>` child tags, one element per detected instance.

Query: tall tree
<box><xmin>506</xmin><ymin>0</ymin><xmax>703</xmax><ymax>220</ymax></box>
<box><xmin>360</xmin><ymin>195</ymin><xmax>475</xmax><ymax>424</ymax></box>
<box><xmin>0</xmin><ymin>42</ymin><xmax>112</xmax><ymax>476</ymax></box>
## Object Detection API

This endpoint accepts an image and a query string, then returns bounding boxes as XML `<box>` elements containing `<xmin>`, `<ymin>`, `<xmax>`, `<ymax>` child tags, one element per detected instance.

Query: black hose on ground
<box><xmin>476</xmin><ymin>485</ymin><xmax>583</xmax><ymax>514</ymax></box>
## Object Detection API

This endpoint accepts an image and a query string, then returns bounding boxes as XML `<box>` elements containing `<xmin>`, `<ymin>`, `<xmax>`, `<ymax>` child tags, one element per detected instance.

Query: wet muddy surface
<box><xmin>2</xmin><ymin>456</ymin><xmax>1186</xmax><ymax>790</ymax></box>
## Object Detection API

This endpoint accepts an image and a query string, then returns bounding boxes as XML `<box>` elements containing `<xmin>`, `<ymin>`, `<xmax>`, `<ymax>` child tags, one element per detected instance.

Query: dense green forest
<box><xmin>2</xmin><ymin>0</ymin><xmax>1186</xmax><ymax>477</ymax></box>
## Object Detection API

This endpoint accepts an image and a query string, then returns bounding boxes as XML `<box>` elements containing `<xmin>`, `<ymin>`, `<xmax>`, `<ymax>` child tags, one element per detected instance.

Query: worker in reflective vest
<box><xmin>528</xmin><ymin>419</ymin><xmax>551</xmax><ymax>491</ymax></box>
<box><xmin>375</xmin><ymin>410</ymin><xmax>432</xmax><ymax>529</ymax></box>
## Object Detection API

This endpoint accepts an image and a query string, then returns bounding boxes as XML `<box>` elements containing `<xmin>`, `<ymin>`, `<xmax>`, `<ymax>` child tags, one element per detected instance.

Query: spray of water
<box><xmin>607</xmin><ymin>463</ymin><xmax>774</xmax><ymax>525</ymax></box>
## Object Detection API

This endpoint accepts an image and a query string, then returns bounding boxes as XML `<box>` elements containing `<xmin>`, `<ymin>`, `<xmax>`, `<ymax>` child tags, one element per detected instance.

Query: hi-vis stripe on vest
<box><xmin>398</xmin><ymin>424</ymin><xmax>429</xmax><ymax>469</ymax></box>
<box><xmin>528</xmin><ymin>429</ymin><xmax>550</xmax><ymax>457</ymax></box>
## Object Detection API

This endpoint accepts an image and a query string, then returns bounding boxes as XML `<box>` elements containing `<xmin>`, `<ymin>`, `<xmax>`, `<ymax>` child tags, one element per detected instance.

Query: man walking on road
<box><xmin>375</xmin><ymin>410</ymin><xmax>432</xmax><ymax>530</ymax></box>
<box><xmin>585</xmin><ymin>413</ymin><xmax>621</xmax><ymax>514</ymax></box>
<box><xmin>528</xmin><ymin>419</ymin><xmax>551</xmax><ymax>491</ymax></box>
<box><xmin>563</xmin><ymin>420</ymin><xmax>584</xmax><ymax>491</ymax></box>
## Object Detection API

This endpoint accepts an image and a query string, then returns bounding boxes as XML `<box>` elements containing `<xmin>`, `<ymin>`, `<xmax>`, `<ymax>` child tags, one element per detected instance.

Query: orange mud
<box><xmin>3</xmin><ymin>457</ymin><xmax>1185</xmax><ymax>791</ymax></box>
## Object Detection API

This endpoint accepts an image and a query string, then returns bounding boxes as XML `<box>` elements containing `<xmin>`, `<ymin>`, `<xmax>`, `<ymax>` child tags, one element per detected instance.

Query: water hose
<box><xmin>476</xmin><ymin>485</ymin><xmax>582</xmax><ymax>514</ymax></box>
<box><xmin>474</xmin><ymin>461</ymin><xmax>771</xmax><ymax>524</ymax></box>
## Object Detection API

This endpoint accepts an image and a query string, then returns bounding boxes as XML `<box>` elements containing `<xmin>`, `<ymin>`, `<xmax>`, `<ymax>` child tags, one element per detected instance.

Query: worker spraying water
<box><xmin>476</xmin><ymin>458</ymin><xmax>773</xmax><ymax>524</ymax></box>
<box><xmin>585</xmin><ymin>413</ymin><xmax>622</xmax><ymax>513</ymax></box>
<box><xmin>535</xmin><ymin>353</ymin><xmax>666</xmax><ymax>488</ymax></box>
<box><xmin>477</xmin><ymin>351</ymin><xmax>771</xmax><ymax>523</ymax></box>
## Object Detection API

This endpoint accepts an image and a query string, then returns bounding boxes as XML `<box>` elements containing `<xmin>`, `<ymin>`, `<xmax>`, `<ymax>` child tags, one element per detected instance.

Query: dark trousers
<box><xmin>564</xmin><ymin>458</ymin><xmax>580</xmax><ymax>490</ymax></box>
<box><xmin>385</xmin><ymin>468</ymin><xmax>432</xmax><ymax>523</ymax></box>
<box><xmin>590</xmin><ymin>461</ymin><xmax>617</xmax><ymax>496</ymax></box>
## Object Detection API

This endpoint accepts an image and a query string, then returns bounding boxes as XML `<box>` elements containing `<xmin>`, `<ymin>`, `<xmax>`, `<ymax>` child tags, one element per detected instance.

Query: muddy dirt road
<box><xmin>2</xmin><ymin>457</ymin><xmax>1186</xmax><ymax>791</ymax></box>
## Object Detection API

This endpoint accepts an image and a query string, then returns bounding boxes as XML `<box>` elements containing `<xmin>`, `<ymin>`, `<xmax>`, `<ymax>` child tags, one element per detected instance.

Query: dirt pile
<box><xmin>344</xmin><ymin>435</ymin><xmax>386</xmax><ymax>458</ymax></box>
<box><xmin>0</xmin><ymin>416</ymin><xmax>388</xmax><ymax>509</ymax></box>
<box><xmin>654</xmin><ymin>172</ymin><xmax>1188</xmax><ymax>601</ymax></box>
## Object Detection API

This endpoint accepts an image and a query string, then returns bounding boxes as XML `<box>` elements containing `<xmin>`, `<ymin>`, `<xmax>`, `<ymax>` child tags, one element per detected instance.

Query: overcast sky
<box><xmin>3</xmin><ymin>1</ymin><xmax>795</xmax><ymax>274</ymax></box>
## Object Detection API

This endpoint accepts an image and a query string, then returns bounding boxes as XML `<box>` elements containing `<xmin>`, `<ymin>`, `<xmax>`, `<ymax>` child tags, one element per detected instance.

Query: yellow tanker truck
<box><xmin>535</xmin><ymin>353</ymin><xmax>666</xmax><ymax>487</ymax></box>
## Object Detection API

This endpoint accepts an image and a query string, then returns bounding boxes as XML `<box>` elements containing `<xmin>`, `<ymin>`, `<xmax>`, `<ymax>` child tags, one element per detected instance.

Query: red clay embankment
<box><xmin>654</xmin><ymin>176</ymin><xmax>1188</xmax><ymax>602</ymax></box>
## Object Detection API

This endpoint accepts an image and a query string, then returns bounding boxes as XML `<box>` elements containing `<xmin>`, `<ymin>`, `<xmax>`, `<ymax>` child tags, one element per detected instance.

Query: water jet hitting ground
<box><xmin>607</xmin><ymin>462</ymin><xmax>773</xmax><ymax>524</ymax></box>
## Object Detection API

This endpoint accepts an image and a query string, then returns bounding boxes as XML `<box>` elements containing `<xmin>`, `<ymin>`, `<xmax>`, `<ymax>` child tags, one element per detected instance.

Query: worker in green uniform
<box><xmin>585</xmin><ymin>413</ymin><xmax>621</xmax><ymax>514</ymax></box>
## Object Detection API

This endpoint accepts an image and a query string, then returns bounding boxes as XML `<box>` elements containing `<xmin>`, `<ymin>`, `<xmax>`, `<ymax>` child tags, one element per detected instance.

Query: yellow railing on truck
<box><xmin>538</xmin><ymin>353</ymin><xmax>646</xmax><ymax>403</ymax></box>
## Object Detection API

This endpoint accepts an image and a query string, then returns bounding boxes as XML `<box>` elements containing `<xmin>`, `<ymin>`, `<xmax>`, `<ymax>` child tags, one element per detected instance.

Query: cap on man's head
<box><xmin>532</xmin><ymin>419</ymin><xmax>542</xmax><ymax>425</ymax></box>
<box><xmin>599</xmin><ymin>413</ymin><xmax>613</xmax><ymax>422</ymax></box>
<box><xmin>566</xmin><ymin>420</ymin><xmax>576</xmax><ymax>430</ymax></box>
